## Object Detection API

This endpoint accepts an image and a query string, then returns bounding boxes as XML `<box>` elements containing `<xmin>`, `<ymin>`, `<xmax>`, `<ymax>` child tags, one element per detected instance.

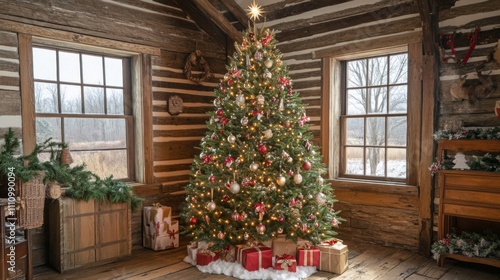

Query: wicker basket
<box><xmin>17</xmin><ymin>171</ymin><xmax>46</xmax><ymax>229</ymax></box>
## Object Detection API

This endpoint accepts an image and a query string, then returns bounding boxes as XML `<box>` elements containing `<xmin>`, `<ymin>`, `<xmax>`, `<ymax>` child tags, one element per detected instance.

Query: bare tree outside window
<box><xmin>342</xmin><ymin>53</ymin><xmax>408</xmax><ymax>180</ymax></box>
<box><xmin>32</xmin><ymin>47</ymin><xmax>132</xmax><ymax>180</ymax></box>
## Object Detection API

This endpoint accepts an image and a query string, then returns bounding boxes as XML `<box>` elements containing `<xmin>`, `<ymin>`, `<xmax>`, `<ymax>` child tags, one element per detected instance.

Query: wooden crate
<box><xmin>48</xmin><ymin>197</ymin><xmax>131</xmax><ymax>272</ymax></box>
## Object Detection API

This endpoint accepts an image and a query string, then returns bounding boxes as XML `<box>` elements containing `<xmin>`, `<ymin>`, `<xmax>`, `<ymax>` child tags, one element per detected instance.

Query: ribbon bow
<box><xmin>152</xmin><ymin>202</ymin><xmax>163</xmax><ymax>208</ymax></box>
<box><xmin>277</xmin><ymin>254</ymin><xmax>296</xmax><ymax>270</ymax></box>
<box><xmin>199</xmin><ymin>249</ymin><xmax>216</xmax><ymax>257</ymax></box>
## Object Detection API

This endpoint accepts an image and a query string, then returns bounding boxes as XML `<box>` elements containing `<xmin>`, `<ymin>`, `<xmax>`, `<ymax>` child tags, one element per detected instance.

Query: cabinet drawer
<box><xmin>443</xmin><ymin>189</ymin><xmax>500</xmax><ymax>207</ymax></box>
<box><xmin>443</xmin><ymin>204</ymin><xmax>500</xmax><ymax>222</ymax></box>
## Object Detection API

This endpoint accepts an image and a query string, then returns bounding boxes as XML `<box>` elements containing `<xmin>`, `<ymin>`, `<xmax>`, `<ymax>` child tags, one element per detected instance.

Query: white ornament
<box><xmin>264</xmin><ymin>59</ymin><xmax>273</xmax><ymax>68</ymax></box>
<box><xmin>249</xmin><ymin>162</ymin><xmax>259</xmax><ymax>172</ymax></box>
<box><xmin>453</xmin><ymin>152</ymin><xmax>470</xmax><ymax>170</ymax></box>
<box><xmin>207</xmin><ymin>201</ymin><xmax>216</xmax><ymax>211</ymax></box>
<box><xmin>293</xmin><ymin>173</ymin><xmax>303</xmax><ymax>184</ymax></box>
<box><xmin>317</xmin><ymin>176</ymin><xmax>324</xmax><ymax>185</ymax></box>
<box><xmin>227</xmin><ymin>134</ymin><xmax>236</xmax><ymax>144</ymax></box>
<box><xmin>276</xmin><ymin>175</ymin><xmax>286</xmax><ymax>186</ymax></box>
<box><xmin>315</xmin><ymin>192</ymin><xmax>326</xmax><ymax>205</ymax></box>
<box><xmin>236</xmin><ymin>93</ymin><xmax>245</xmax><ymax>107</ymax></box>
<box><xmin>257</xmin><ymin>94</ymin><xmax>265</xmax><ymax>104</ymax></box>
<box><xmin>263</xmin><ymin>129</ymin><xmax>273</xmax><ymax>140</ymax></box>
<box><xmin>263</xmin><ymin>69</ymin><xmax>272</xmax><ymax>79</ymax></box>
<box><xmin>255</xmin><ymin>41</ymin><xmax>262</xmax><ymax>49</ymax></box>
<box><xmin>230</xmin><ymin>182</ymin><xmax>241</xmax><ymax>194</ymax></box>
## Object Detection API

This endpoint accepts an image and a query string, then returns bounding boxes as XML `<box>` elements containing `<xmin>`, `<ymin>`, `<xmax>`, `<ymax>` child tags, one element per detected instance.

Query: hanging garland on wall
<box><xmin>184</xmin><ymin>50</ymin><xmax>212</xmax><ymax>85</ymax></box>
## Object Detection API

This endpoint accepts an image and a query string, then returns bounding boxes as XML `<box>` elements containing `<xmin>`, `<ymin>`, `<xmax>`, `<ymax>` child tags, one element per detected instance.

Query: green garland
<box><xmin>434</xmin><ymin>126</ymin><xmax>500</xmax><ymax>140</ymax></box>
<box><xmin>0</xmin><ymin>129</ymin><xmax>143</xmax><ymax>212</ymax></box>
<box><xmin>431</xmin><ymin>230</ymin><xmax>500</xmax><ymax>260</ymax></box>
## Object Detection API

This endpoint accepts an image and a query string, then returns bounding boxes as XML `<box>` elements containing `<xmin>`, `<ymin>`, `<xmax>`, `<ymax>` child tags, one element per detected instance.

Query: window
<box><xmin>340</xmin><ymin>53</ymin><xmax>408</xmax><ymax>181</ymax></box>
<box><xmin>32</xmin><ymin>47</ymin><xmax>134</xmax><ymax>180</ymax></box>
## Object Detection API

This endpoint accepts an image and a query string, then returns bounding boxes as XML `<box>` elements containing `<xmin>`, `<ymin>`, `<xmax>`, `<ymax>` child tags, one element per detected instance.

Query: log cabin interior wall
<box><xmin>0</xmin><ymin>0</ymin><xmax>498</xmax><ymax>269</ymax></box>
<box><xmin>0</xmin><ymin>0</ymin><xmax>227</xmax><ymax>266</ymax></box>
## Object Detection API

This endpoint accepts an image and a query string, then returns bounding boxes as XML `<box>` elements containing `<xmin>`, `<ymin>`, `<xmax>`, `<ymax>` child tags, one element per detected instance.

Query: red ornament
<box><xmin>203</xmin><ymin>154</ymin><xmax>212</xmax><ymax>164</ymax></box>
<box><xmin>228</xmin><ymin>79</ymin><xmax>234</xmax><ymax>86</ymax></box>
<box><xmin>189</xmin><ymin>216</ymin><xmax>197</xmax><ymax>225</ymax></box>
<box><xmin>258</xmin><ymin>144</ymin><xmax>268</xmax><ymax>154</ymax></box>
<box><xmin>264</xmin><ymin>159</ymin><xmax>272</xmax><ymax>167</ymax></box>
<box><xmin>219</xmin><ymin>117</ymin><xmax>229</xmax><ymax>125</ymax></box>
<box><xmin>302</xmin><ymin>161</ymin><xmax>311</xmax><ymax>171</ymax></box>
<box><xmin>239</xmin><ymin>212</ymin><xmax>248</xmax><ymax>221</ymax></box>
<box><xmin>254</xmin><ymin>203</ymin><xmax>266</xmax><ymax>214</ymax></box>
<box><xmin>231</xmin><ymin>211</ymin><xmax>240</xmax><ymax>221</ymax></box>
<box><xmin>288</xmin><ymin>170</ymin><xmax>294</xmax><ymax>176</ymax></box>
<box><xmin>216</xmin><ymin>108</ymin><xmax>224</xmax><ymax>116</ymax></box>
<box><xmin>209</xmin><ymin>174</ymin><xmax>216</xmax><ymax>182</ymax></box>
<box><xmin>262</xmin><ymin>33</ymin><xmax>272</xmax><ymax>45</ymax></box>
<box><xmin>248</xmin><ymin>32</ymin><xmax>255</xmax><ymax>39</ymax></box>
<box><xmin>224</xmin><ymin>156</ymin><xmax>235</xmax><ymax>167</ymax></box>
<box><xmin>278</xmin><ymin>216</ymin><xmax>285</xmax><ymax>222</ymax></box>
<box><xmin>222</xmin><ymin>195</ymin><xmax>230</xmax><ymax>202</ymax></box>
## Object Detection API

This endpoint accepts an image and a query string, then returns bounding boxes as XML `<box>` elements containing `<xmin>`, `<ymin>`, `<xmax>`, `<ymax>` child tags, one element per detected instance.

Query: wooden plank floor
<box><xmin>34</xmin><ymin>239</ymin><xmax>500</xmax><ymax>280</ymax></box>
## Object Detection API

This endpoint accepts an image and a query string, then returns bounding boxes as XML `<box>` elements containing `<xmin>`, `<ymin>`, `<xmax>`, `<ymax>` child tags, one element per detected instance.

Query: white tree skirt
<box><xmin>184</xmin><ymin>256</ymin><xmax>317</xmax><ymax>280</ymax></box>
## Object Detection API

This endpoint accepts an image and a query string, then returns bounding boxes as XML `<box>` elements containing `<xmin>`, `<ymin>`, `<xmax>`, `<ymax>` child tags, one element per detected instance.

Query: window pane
<box><xmin>84</xmin><ymin>86</ymin><xmax>105</xmax><ymax>114</ymax></box>
<box><xmin>36</xmin><ymin>117</ymin><xmax>61</xmax><ymax>143</ymax></box>
<box><xmin>345</xmin><ymin>147</ymin><xmax>363</xmax><ymax>175</ymax></box>
<box><xmin>107</xmin><ymin>88</ymin><xmax>124</xmax><ymax>115</ymax></box>
<box><xmin>346</xmin><ymin>118</ymin><xmax>364</xmax><ymax>145</ymax></box>
<box><xmin>60</xmin><ymin>84</ymin><xmax>82</xmax><ymax>113</ymax></box>
<box><xmin>34</xmin><ymin>82</ymin><xmax>58</xmax><ymax>113</ymax></box>
<box><xmin>347</xmin><ymin>89</ymin><xmax>366</xmax><ymax>115</ymax></box>
<box><xmin>64</xmin><ymin>118</ymin><xmax>126</xmax><ymax>150</ymax></box>
<box><xmin>367</xmin><ymin>56</ymin><xmax>387</xmax><ymax>86</ymax></box>
<box><xmin>388</xmin><ymin>117</ymin><xmax>406</xmax><ymax>146</ymax></box>
<box><xmin>71</xmin><ymin>150</ymin><xmax>128</xmax><ymax>179</ymax></box>
<box><xmin>347</xmin><ymin>59</ymin><xmax>366</xmax><ymax>87</ymax></box>
<box><xmin>389</xmin><ymin>85</ymin><xmax>407</xmax><ymax>113</ymax></box>
<box><xmin>59</xmin><ymin>51</ymin><xmax>81</xmax><ymax>83</ymax></box>
<box><xmin>368</xmin><ymin>87</ymin><xmax>387</xmax><ymax>114</ymax></box>
<box><xmin>387</xmin><ymin>148</ymin><xmax>406</xmax><ymax>178</ymax></box>
<box><xmin>82</xmin><ymin>54</ymin><xmax>104</xmax><ymax>85</ymax></box>
<box><xmin>33</xmin><ymin>48</ymin><xmax>57</xmax><ymax>81</ymax></box>
<box><xmin>389</xmin><ymin>54</ymin><xmax>408</xmax><ymax>84</ymax></box>
<box><xmin>366</xmin><ymin>117</ymin><xmax>385</xmax><ymax>146</ymax></box>
<box><xmin>105</xmin><ymin>57</ymin><xmax>123</xmax><ymax>87</ymax></box>
<box><xmin>366</xmin><ymin>147</ymin><xmax>385</xmax><ymax>176</ymax></box>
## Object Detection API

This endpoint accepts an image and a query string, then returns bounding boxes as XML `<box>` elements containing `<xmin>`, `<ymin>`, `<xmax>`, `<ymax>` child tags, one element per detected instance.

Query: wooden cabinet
<box><xmin>48</xmin><ymin>197</ymin><xmax>132</xmax><ymax>272</ymax></box>
<box><xmin>436</xmin><ymin>139</ymin><xmax>500</xmax><ymax>268</ymax></box>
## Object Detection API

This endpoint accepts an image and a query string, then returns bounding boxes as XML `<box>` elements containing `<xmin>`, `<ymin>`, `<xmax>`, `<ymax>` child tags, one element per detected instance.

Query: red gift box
<box><xmin>238</xmin><ymin>245</ymin><xmax>272</xmax><ymax>271</ymax></box>
<box><xmin>276</xmin><ymin>254</ymin><xmax>297</xmax><ymax>272</ymax></box>
<box><xmin>296</xmin><ymin>246</ymin><xmax>320</xmax><ymax>267</ymax></box>
<box><xmin>196</xmin><ymin>250</ymin><xmax>220</xmax><ymax>266</ymax></box>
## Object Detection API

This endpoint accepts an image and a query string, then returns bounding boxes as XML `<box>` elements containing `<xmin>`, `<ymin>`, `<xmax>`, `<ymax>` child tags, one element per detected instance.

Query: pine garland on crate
<box><xmin>432</xmin><ymin>230</ymin><xmax>500</xmax><ymax>260</ymax></box>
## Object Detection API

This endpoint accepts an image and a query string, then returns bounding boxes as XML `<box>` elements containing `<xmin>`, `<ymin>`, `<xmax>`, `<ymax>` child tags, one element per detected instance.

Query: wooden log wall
<box><xmin>433</xmin><ymin>0</ymin><xmax>500</xmax><ymax>239</ymax></box>
<box><xmin>0</xmin><ymin>0</ymin><xmax>227</xmax><ymax>266</ymax></box>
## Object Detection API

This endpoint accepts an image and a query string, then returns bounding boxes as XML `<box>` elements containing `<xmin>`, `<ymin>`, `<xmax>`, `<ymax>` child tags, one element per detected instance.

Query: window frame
<box><xmin>321</xmin><ymin>43</ymin><xmax>421</xmax><ymax>188</ymax></box>
<box><xmin>339</xmin><ymin>53</ymin><xmax>409</xmax><ymax>183</ymax></box>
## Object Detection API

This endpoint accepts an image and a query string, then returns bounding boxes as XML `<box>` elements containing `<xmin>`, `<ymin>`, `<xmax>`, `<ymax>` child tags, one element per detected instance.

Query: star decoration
<box><xmin>247</xmin><ymin>0</ymin><xmax>263</xmax><ymax>22</ymax></box>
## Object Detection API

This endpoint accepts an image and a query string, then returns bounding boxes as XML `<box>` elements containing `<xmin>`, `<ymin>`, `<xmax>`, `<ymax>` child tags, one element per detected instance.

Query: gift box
<box><xmin>143</xmin><ymin>219</ymin><xmax>179</xmax><ymax>251</ymax></box>
<box><xmin>317</xmin><ymin>240</ymin><xmax>348</xmax><ymax>274</ymax></box>
<box><xmin>220</xmin><ymin>245</ymin><xmax>236</xmax><ymax>262</ymax></box>
<box><xmin>196</xmin><ymin>250</ymin><xmax>220</xmax><ymax>266</ymax></box>
<box><xmin>187</xmin><ymin>241</ymin><xmax>209</xmax><ymax>262</ymax></box>
<box><xmin>143</xmin><ymin>203</ymin><xmax>172</xmax><ymax>234</ymax></box>
<box><xmin>237</xmin><ymin>245</ymin><xmax>273</xmax><ymax>271</ymax></box>
<box><xmin>275</xmin><ymin>254</ymin><xmax>297</xmax><ymax>272</ymax></box>
<box><xmin>296</xmin><ymin>245</ymin><xmax>320</xmax><ymax>267</ymax></box>
<box><xmin>272</xmin><ymin>236</ymin><xmax>297</xmax><ymax>257</ymax></box>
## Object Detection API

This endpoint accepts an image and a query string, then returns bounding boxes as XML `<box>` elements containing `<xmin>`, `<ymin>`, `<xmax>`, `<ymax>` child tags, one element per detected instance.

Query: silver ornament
<box><xmin>317</xmin><ymin>176</ymin><xmax>324</xmax><ymax>185</ymax></box>
<box><xmin>228</xmin><ymin>134</ymin><xmax>236</xmax><ymax>144</ymax></box>
<box><xmin>315</xmin><ymin>192</ymin><xmax>326</xmax><ymax>205</ymax></box>
<box><xmin>249</xmin><ymin>162</ymin><xmax>259</xmax><ymax>172</ymax></box>
<box><xmin>241</xmin><ymin>116</ymin><xmax>249</xmax><ymax>126</ymax></box>
<box><xmin>207</xmin><ymin>201</ymin><xmax>216</xmax><ymax>211</ymax></box>
<box><xmin>230</xmin><ymin>182</ymin><xmax>241</xmax><ymax>194</ymax></box>
<box><xmin>264</xmin><ymin>59</ymin><xmax>273</xmax><ymax>68</ymax></box>
<box><xmin>293</xmin><ymin>173</ymin><xmax>303</xmax><ymax>184</ymax></box>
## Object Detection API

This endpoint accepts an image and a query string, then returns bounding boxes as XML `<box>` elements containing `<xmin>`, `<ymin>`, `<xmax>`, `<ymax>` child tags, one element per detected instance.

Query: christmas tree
<box><xmin>182</xmin><ymin>23</ymin><xmax>341</xmax><ymax>250</ymax></box>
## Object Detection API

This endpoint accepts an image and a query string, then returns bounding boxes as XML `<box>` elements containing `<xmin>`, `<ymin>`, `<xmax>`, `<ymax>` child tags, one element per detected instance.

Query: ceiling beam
<box><xmin>219</xmin><ymin>0</ymin><xmax>249</xmax><ymax>29</ymax></box>
<box><xmin>167</xmin><ymin>0</ymin><xmax>228</xmax><ymax>49</ymax></box>
<box><xmin>192</xmin><ymin>0</ymin><xmax>242</xmax><ymax>44</ymax></box>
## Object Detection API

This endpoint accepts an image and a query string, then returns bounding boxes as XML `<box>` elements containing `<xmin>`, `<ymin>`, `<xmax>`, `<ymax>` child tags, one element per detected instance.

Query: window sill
<box><xmin>330</xmin><ymin>178</ymin><xmax>418</xmax><ymax>196</ymax></box>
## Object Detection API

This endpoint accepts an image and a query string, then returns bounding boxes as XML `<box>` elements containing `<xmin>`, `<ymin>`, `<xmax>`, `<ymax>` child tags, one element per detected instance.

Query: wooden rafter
<box><xmin>219</xmin><ymin>0</ymin><xmax>249</xmax><ymax>29</ymax></box>
<box><xmin>192</xmin><ymin>0</ymin><xmax>242</xmax><ymax>44</ymax></box>
<box><xmin>167</xmin><ymin>0</ymin><xmax>228</xmax><ymax>49</ymax></box>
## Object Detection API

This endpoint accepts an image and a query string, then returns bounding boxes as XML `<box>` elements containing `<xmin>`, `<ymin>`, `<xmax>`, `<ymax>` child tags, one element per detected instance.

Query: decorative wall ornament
<box><xmin>449</xmin><ymin>69</ymin><xmax>495</xmax><ymax>104</ymax></box>
<box><xmin>184</xmin><ymin>50</ymin><xmax>212</xmax><ymax>85</ymax></box>
<box><xmin>168</xmin><ymin>95</ymin><xmax>183</xmax><ymax>115</ymax></box>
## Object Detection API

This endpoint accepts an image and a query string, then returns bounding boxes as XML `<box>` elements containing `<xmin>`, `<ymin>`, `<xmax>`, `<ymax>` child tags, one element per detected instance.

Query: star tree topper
<box><xmin>247</xmin><ymin>0</ymin><xmax>263</xmax><ymax>22</ymax></box>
